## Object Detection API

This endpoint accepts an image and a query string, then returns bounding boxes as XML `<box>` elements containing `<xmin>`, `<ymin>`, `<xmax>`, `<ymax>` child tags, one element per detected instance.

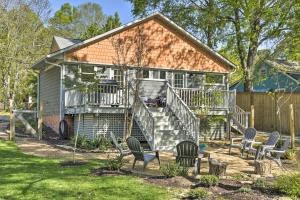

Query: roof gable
<box><xmin>34</xmin><ymin>13</ymin><xmax>236</xmax><ymax>71</ymax></box>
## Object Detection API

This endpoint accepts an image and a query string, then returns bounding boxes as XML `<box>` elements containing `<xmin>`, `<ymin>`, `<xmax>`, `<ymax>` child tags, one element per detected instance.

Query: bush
<box><xmin>188</xmin><ymin>188</ymin><xmax>210</xmax><ymax>199</ymax></box>
<box><xmin>238</xmin><ymin>187</ymin><xmax>252</xmax><ymax>193</ymax></box>
<box><xmin>160</xmin><ymin>162</ymin><xmax>188</xmax><ymax>177</ymax></box>
<box><xmin>71</xmin><ymin>134</ymin><xmax>112</xmax><ymax>150</ymax></box>
<box><xmin>276</xmin><ymin>171</ymin><xmax>300</xmax><ymax>198</ymax></box>
<box><xmin>106</xmin><ymin>156</ymin><xmax>126</xmax><ymax>171</ymax></box>
<box><xmin>283</xmin><ymin>148</ymin><xmax>297</xmax><ymax>160</ymax></box>
<box><xmin>199</xmin><ymin>175</ymin><xmax>219</xmax><ymax>187</ymax></box>
<box><xmin>253</xmin><ymin>178</ymin><xmax>267</xmax><ymax>188</ymax></box>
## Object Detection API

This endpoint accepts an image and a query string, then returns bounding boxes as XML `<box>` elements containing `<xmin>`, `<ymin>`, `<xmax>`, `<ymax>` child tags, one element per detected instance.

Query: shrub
<box><xmin>253</xmin><ymin>178</ymin><xmax>267</xmax><ymax>188</ymax></box>
<box><xmin>238</xmin><ymin>187</ymin><xmax>252</xmax><ymax>193</ymax></box>
<box><xmin>276</xmin><ymin>171</ymin><xmax>300</xmax><ymax>198</ymax></box>
<box><xmin>160</xmin><ymin>162</ymin><xmax>188</xmax><ymax>177</ymax></box>
<box><xmin>199</xmin><ymin>175</ymin><xmax>219</xmax><ymax>187</ymax></box>
<box><xmin>71</xmin><ymin>134</ymin><xmax>112</xmax><ymax>150</ymax></box>
<box><xmin>188</xmin><ymin>188</ymin><xmax>210</xmax><ymax>199</ymax></box>
<box><xmin>106</xmin><ymin>156</ymin><xmax>126</xmax><ymax>171</ymax></box>
<box><xmin>283</xmin><ymin>148</ymin><xmax>297</xmax><ymax>160</ymax></box>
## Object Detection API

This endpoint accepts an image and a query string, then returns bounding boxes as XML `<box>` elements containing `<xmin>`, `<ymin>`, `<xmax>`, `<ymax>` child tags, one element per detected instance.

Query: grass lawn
<box><xmin>0</xmin><ymin>140</ymin><xmax>170</xmax><ymax>200</ymax></box>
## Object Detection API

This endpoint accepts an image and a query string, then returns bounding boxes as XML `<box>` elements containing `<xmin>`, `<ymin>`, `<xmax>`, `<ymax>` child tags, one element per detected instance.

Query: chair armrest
<box><xmin>231</xmin><ymin>137</ymin><xmax>242</xmax><ymax>142</ymax></box>
<box><xmin>266</xmin><ymin>149</ymin><xmax>285</xmax><ymax>154</ymax></box>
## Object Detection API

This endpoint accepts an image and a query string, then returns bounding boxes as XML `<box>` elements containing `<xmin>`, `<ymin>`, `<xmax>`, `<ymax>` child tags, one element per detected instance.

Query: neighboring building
<box><xmin>231</xmin><ymin>59</ymin><xmax>300</xmax><ymax>92</ymax></box>
<box><xmin>33</xmin><ymin>13</ymin><xmax>238</xmax><ymax>151</ymax></box>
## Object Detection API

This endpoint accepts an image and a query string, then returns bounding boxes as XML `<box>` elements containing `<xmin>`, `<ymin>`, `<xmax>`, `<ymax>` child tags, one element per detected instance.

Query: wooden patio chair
<box><xmin>246</xmin><ymin>131</ymin><xmax>280</xmax><ymax>160</ymax></box>
<box><xmin>109</xmin><ymin>132</ymin><xmax>131</xmax><ymax>158</ymax></box>
<box><xmin>265</xmin><ymin>137</ymin><xmax>290</xmax><ymax>167</ymax></box>
<box><xmin>229</xmin><ymin>127</ymin><xmax>257</xmax><ymax>155</ymax></box>
<box><xmin>126</xmin><ymin>136</ymin><xmax>160</xmax><ymax>171</ymax></box>
<box><xmin>176</xmin><ymin>140</ymin><xmax>201</xmax><ymax>174</ymax></box>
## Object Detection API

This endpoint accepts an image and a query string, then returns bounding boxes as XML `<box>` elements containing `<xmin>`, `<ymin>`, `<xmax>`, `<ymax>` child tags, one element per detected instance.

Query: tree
<box><xmin>81</xmin><ymin>12</ymin><xmax>122</xmax><ymax>40</ymax></box>
<box><xmin>127</xmin><ymin>0</ymin><xmax>224</xmax><ymax>49</ymax></box>
<box><xmin>0</xmin><ymin>0</ymin><xmax>51</xmax><ymax>140</ymax></box>
<box><xmin>127</xmin><ymin>0</ymin><xmax>296</xmax><ymax>93</ymax></box>
<box><xmin>49</xmin><ymin>3</ymin><xmax>78</xmax><ymax>37</ymax></box>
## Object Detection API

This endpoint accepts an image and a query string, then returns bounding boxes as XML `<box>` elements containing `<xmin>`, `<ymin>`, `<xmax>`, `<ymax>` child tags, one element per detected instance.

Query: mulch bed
<box><xmin>145</xmin><ymin>176</ymin><xmax>194</xmax><ymax>188</ymax></box>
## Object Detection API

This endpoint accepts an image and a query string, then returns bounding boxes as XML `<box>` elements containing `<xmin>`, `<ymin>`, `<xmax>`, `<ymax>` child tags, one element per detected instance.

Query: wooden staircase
<box><xmin>230</xmin><ymin>105</ymin><xmax>250</xmax><ymax>134</ymax></box>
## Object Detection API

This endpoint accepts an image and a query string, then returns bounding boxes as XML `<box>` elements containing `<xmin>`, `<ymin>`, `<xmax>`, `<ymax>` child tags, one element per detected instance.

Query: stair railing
<box><xmin>230</xmin><ymin>105</ymin><xmax>250</xmax><ymax>133</ymax></box>
<box><xmin>166</xmin><ymin>83</ymin><xmax>200</xmax><ymax>144</ymax></box>
<box><xmin>129</xmin><ymin>82</ymin><xmax>155</xmax><ymax>150</ymax></box>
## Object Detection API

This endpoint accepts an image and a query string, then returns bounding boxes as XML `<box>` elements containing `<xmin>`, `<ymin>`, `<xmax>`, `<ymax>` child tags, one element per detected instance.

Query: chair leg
<box><xmin>156</xmin><ymin>151</ymin><xmax>160</xmax><ymax>167</ymax></box>
<box><xmin>196</xmin><ymin>158</ymin><xmax>201</xmax><ymax>175</ymax></box>
<box><xmin>132</xmin><ymin>158</ymin><xmax>137</xmax><ymax>170</ymax></box>
<box><xmin>143</xmin><ymin>161</ymin><xmax>148</xmax><ymax>171</ymax></box>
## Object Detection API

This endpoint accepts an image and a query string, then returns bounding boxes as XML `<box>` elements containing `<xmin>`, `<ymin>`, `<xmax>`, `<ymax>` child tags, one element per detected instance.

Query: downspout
<box><xmin>45</xmin><ymin>60</ymin><xmax>65</xmax><ymax>122</ymax></box>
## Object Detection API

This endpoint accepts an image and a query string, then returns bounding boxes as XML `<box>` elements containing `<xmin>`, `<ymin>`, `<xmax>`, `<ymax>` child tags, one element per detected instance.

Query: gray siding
<box><xmin>39</xmin><ymin>66</ymin><xmax>61</xmax><ymax>133</ymax></box>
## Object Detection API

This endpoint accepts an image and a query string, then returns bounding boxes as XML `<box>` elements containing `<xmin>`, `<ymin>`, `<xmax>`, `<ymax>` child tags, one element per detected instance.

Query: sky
<box><xmin>49</xmin><ymin>0</ymin><xmax>135</xmax><ymax>24</ymax></box>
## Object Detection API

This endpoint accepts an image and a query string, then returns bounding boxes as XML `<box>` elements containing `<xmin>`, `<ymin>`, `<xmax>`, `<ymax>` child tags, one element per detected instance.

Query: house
<box><xmin>231</xmin><ymin>59</ymin><xmax>300</xmax><ymax>92</ymax></box>
<box><xmin>33</xmin><ymin>13</ymin><xmax>239</xmax><ymax>151</ymax></box>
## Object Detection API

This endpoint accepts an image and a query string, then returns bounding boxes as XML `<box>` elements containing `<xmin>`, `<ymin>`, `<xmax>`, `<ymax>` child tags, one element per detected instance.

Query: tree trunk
<box><xmin>9</xmin><ymin>98</ymin><xmax>15</xmax><ymax>141</ymax></box>
<box><xmin>254</xmin><ymin>160</ymin><xmax>271</xmax><ymax>175</ymax></box>
<box><xmin>208</xmin><ymin>158</ymin><xmax>228</xmax><ymax>177</ymax></box>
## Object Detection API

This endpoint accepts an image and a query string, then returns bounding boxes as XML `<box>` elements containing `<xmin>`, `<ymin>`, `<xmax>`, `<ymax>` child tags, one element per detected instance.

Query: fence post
<box><xmin>250</xmin><ymin>105</ymin><xmax>255</xmax><ymax>128</ymax></box>
<box><xmin>38</xmin><ymin>101</ymin><xmax>43</xmax><ymax>140</ymax></box>
<box><xmin>289</xmin><ymin>104</ymin><xmax>295</xmax><ymax>149</ymax></box>
<box><xmin>9</xmin><ymin>109</ymin><xmax>15</xmax><ymax>141</ymax></box>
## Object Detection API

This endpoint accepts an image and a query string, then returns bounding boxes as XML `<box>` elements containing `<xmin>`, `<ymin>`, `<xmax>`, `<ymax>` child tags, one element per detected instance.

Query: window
<box><xmin>143</xmin><ymin>70</ymin><xmax>149</xmax><ymax>78</ymax></box>
<box><xmin>113</xmin><ymin>69</ymin><xmax>123</xmax><ymax>86</ymax></box>
<box><xmin>174</xmin><ymin>73</ymin><xmax>184</xmax><ymax>88</ymax></box>
<box><xmin>152</xmin><ymin>70</ymin><xmax>166</xmax><ymax>79</ymax></box>
<box><xmin>81</xmin><ymin>65</ymin><xmax>95</xmax><ymax>82</ymax></box>
<box><xmin>205</xmin><ymin>74</ymin><xmax>223</xmax><ymax>84</ymax></box>
<box><xmin>260</xmin><ymin>68</ymin><xmax>267</xmax><ymax>77</ymax></box>
<box><xmin>160</xmin><ymin>71</ymin><xmax>166</xmax><ymax>79</ymax></box>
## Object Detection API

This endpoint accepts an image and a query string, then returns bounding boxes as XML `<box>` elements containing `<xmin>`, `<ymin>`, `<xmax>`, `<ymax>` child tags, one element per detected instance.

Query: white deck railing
<box><xmin>174</xmin><ymin>87</ymin><xmax>236</xmax><ymax>110</ymax></box>
<box><xmin>230</xmin><ymin>105</ymin><xmax>250</xmax><ymax>133</ymax></box>
<box><xmin>65</xmin><ymin>84</ymin><xmax>124</xmax><ymax>107</ymax></box>
<box><xmin>167</xmin><ymin>83</ymin><xmax>200</xmax><ymax>144</ymax></box>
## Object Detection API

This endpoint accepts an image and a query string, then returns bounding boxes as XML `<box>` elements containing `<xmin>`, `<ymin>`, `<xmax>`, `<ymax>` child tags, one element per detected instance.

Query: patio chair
<box><xmin>229</xmin><ymin>127</ymin><xmax>257</xmax><ymax>155</ymax></box>
<box><xmin>246</xmin><ymin>131</ymin><xmax>280</xmax><ymax>160</ymax></box>
<box><xmin>109</xmin><ymin>132</ymin><xmax>131</xmax><ymax>158</ymax></box>
<box><xmin>265</xmin><ymin>138</ymin><xmax>290</xmax><ymax>167</ymax></box>
<box><xmin>176</xmin><ymin>140</ymin><xmax>201</xmax><ymax>174</ymax></box>
<box><xmin>126</xmin><ymin>136</ymin><xmax>160</xmax><ymax>171</ymax></box>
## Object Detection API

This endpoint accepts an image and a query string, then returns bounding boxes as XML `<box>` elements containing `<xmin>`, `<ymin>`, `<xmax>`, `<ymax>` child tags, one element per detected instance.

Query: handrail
<box><xmin>174</xmin><ymin>87</ymin><xmax>236</xmax><ymax>109</ymax></box>
<box><xmin>166</xmin><ymin>83</ymin><xmax>200</xmax><ymax>144</ymax></box>
<box><xmin>230</xmin><ymin>105</ymin><xmax>250</xmax><ymax>133</ymax></box>
<box><xmin>129</xmin><ymin>82</ymin><xmax>155</xmax><ymax>150</ymax></box>
<box><xmin>65</xmin><ymin>83</ymin><xmax>124</xmax><ymax>107</ymax></box>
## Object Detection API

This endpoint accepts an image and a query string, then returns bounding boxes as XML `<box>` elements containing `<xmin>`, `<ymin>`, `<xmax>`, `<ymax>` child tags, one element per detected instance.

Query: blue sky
<box><xmin>49</xmin><ymin>0</ymin><xmax>134</xmax><ymax>24</ymax></box>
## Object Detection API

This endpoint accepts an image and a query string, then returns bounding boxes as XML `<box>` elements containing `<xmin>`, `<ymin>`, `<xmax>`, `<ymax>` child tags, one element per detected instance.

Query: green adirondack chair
<box><xmin>126</xmin><ymin>136</ymin><xmax>160</xmax><ymax>171</ymax></box>
<box><xmin>176</xmin><ymin>140</ymin><xmax>201</xmax><ymax>174</ymax></box>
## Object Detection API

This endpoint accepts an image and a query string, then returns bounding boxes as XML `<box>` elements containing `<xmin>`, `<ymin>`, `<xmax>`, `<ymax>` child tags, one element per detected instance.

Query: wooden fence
<box><xmin>236</xmin><ymin>92</ymin><xmax>300</xmax><ymax>135</ymax></box>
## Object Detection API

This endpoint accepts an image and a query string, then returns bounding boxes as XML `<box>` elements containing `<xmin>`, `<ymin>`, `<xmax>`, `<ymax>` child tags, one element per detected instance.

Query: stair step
<box><xmin>148</xmin><ymin>107</ymin><xmax>164</xmax><ymax>112</ymax></box>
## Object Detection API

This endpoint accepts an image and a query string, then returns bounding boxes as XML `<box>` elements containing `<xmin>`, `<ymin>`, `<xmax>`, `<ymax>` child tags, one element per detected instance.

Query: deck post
<box><xmin>250</xmin><ymin>105</ymin><xmax>255</xmax><ymax>128</ymax></box>
<box><xmin>38</xmin><ymin>101</ymin><xmax>43</xmax><ymax>140</ymax></box>
<box><xmin>289</xmin><ymin>104</ymin><xmax>295</xmax><ymax>149</ymax></box>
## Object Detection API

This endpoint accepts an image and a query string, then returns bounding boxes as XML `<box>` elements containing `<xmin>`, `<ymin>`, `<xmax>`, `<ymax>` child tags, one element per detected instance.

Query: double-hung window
<box><xmin>174</xmin><ymin>73</ymin><xmax>184</xmax><ymax>88</ymax></box>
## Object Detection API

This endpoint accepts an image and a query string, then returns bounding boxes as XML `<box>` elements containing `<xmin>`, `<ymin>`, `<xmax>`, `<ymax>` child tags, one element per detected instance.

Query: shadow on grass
<box><xmin>0</xmin><ymin>140</ymin><xmax>168</xmax><ymax>200</ymax></box>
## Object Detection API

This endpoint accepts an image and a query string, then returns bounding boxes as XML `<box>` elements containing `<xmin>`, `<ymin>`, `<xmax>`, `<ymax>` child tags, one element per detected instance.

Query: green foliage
<box><xmin>199</xmin><ymin>175</ymin><xmax>219</xmax><ymax>187</ymax></box>
<box><xmin>253</xmin><ymin>178</ymin><xmax>267</xmax><ymax>188</ymax></box>
<box><xmin>284</xmin><ymin>148</ymin><xmax>297</xmax><ymax>161</ymax></box>
<box><xmin>276</xmin><ymin>171</ymin><xmax>300</xmax><ymax>198</ymax></box>
<box><xmin>160</xmin><ymin>162</ymin><xmax>188</xmax><ymax>177</ymax></box>
<box><xmin>0</xmin><ymin>140</ymin><xmax>169</xmax><ymax>199</ymax></box>
<box><xmin>106</xmin><ymin>155</ymin><xmax>127</xmax><ymax>171</ymax></box>
<box><xmin>188</xmin><ymin>188</ymin><xmax>210</xmax><ymax>200</ymax></box>
<box><xmin>71</xmin><ymin>134</ymin><xmax>112</xmax><ymax>150</ymax></box>
<box><xmin>238</xmin><ymin>187</ymin><xmax>252</xmax><ymax>193</ymax></box>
